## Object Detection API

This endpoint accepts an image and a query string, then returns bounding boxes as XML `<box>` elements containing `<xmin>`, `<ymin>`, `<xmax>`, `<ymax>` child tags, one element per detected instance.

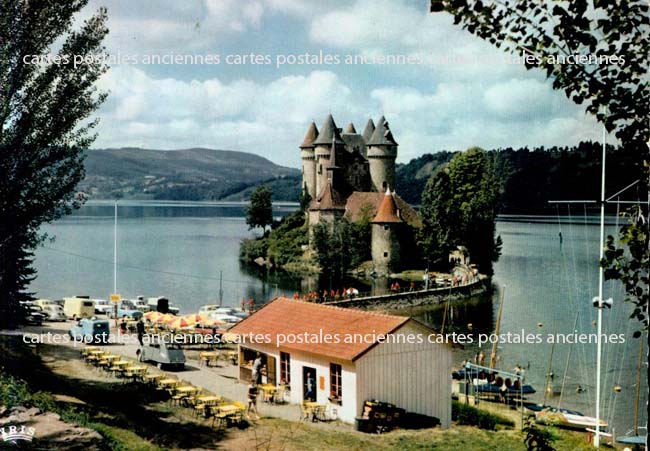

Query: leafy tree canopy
<box><xmin>246</xmin><ymin>185</ymin><xmax>273</xmax><ymax>233</ymax></box>
<box><xmin>0</xmin><ymin>0</ymin><xmax>108</xmax><ymax>327</ymax></box>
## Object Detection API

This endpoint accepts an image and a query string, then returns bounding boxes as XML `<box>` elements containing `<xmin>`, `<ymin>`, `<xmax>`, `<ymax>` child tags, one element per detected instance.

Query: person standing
<box><xmin>136</xmin><ymin>318</ymin><xmax>145</xmax><ymax>346</ymax></box>
<box><xmin>252</xmin><ymin>353</ymin><xmax>263</xmax><ymax>384</ymax></box>
<box><xmin>305</xmin><ymin>372</ymin><xmax>315</xmax><ymax>401</ymax></box>
<box><xmin>246</xmin><ymin>382</ymin><xmax>260</xmax><ymax>420</ymax></box>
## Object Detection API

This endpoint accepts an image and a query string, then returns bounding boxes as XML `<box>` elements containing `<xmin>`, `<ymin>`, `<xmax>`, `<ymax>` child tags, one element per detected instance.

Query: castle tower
<box><xmin>313</xmin><ymin>114</ymin><xmax>344</xmax><ymax>197</ymax></box>
<box><xmin>300</xmin><ymin>121</ymin><xmax>318</xmax><ymax>199</ymax></box>
<box><xmin>371</xmin><ymin>187</ymin><xmax>403</xmax><ymax>274</ymax></box>
<box><xmin>366</xmin><ymin>116</ymin><xmax>397</xmax><ymax>192</ymax></box>
<box><xmin>362</xmin><ymin>118</ymin><xmax>375</xmax><ymax>142</ymax></box>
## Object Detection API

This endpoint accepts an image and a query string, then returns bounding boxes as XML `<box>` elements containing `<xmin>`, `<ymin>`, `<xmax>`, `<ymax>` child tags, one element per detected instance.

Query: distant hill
<box><xmin>394</xmin><ymin>142</ymin><xmax>644</xmax><ymax>213</ymax></box>
<box><xmin>80</xmin><ymin>148</ymin><xmax>301</xmax><ymax>201</ymax></box>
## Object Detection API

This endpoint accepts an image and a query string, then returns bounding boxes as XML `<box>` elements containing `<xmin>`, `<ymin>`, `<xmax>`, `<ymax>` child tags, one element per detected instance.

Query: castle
<box><xmin>300</xmin><ymin>115</ymin><xmax>420</xmax><ymax>274</ymax></box>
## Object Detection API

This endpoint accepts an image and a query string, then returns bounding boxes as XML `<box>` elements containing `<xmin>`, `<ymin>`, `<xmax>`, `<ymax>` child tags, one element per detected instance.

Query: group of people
<box><xmin>291</xmin><ymin>287</ymin><xmax>360</xmax><ymax>303</ymax></box>
<box><xmin>118</xmin><ymin>316</ymin><xmax>147</xmax><ymax>346</ymax></box>
<box><xmin>240</xmin><ymin>298</ymin><xmax>256</xmax><ymax>312</ymax></box>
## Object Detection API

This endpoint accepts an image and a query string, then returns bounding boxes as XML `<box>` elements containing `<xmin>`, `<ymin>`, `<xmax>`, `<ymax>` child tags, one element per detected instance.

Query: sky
<box><xmin>77</xmin><ymin>0</ymin><xmax>608</xmax><ymax>168</ymax></box>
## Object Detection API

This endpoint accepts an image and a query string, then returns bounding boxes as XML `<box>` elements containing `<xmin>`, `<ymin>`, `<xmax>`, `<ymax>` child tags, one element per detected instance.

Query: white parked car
<box><xmin>93</xmin><ymin>299</ymin><xmax>113</xmax><ymax>315</ymax></box>
<box><xmin>41</xmin><ymin>304</ymin><xmax>67</xmax><ymax>322</ymax></box>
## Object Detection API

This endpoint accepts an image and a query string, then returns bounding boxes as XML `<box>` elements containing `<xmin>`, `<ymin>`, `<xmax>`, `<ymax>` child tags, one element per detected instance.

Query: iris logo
<box><xmin>0</xmin><ymin>425</ymin><xmax>36</xmax><ymax>443</ymax></box>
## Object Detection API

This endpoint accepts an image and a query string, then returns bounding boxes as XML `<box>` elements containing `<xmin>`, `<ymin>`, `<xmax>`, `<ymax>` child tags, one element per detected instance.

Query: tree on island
<box><xmin>419</xmin><ymin>148</ymin><xmax>501</xmax><ymax>275</ymax></box>
<box><xmin>429</xmin><ymin>0</ymin><xmax>648</xmax><ymax>327</ymax></box>
<box><xmin>246</xmin><ymin>185</ymin><xmax>273</xmax><ymax>234</ymax></box>
<box><xmin>0</xmin><ymin>0</ymin><xmax>108</xmax><ymax>328</ymax></box>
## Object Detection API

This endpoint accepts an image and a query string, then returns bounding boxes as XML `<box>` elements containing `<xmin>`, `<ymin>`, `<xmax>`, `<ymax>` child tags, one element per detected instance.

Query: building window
<box><xmin>318</xmin><ymin>164</ymin><xmax>322</xmax><ymax>174</ymax></box>
<box><xmin>280</xmin><ymin>352</ymin><xmax>291</xmax><ymax>385</ymax></box>
<box><xmin>383</xmin><ymin>252</ymin><xmax>388</xmax><ymax>257</ymax></box>
<box><xmin>384</xmin><ymin>225</ymin><xmax>389</xmax><ymax>230</ymax></box>
<box><xmin>330</xmin><ymin>363</ymin><xmax>342</xmax><ymax>404</ymax></box>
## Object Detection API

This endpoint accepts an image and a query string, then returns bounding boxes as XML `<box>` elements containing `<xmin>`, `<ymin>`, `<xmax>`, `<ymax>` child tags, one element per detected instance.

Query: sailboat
<box><xmin>615</xmin><ymin>335</ymin><xmax>647</xmax><ymax>447</ymax></box>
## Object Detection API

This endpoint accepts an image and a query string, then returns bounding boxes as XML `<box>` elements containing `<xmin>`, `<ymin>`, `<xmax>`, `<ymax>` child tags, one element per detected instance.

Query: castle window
<box><xmin>383</xmin><ymin>252</ymin><xmax>388</xmax><ymax>257</ymax></box>
<box><xmin>384</xmin><ymin>225</ymin><xmax>389</xmax><ymax>230</ymax></box>
<box><xmin>382</xmin><ymin>181</ymin><xmax>387</xmax><ymax>190</ymax></box>
<box><xmin>318</xmin><ymin>164</ymin><xmax>322</xmax><ymax>174</ymax></box>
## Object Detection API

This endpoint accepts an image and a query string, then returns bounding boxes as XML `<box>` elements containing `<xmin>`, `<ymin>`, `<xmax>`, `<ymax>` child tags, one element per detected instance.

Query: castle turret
<box><xmin>367</xmin><ymin>116</ymin><xmax>397</xmax><ymax>192</ymax></box>
<box><xmin>344</xmin><ymin>122</ymin><xmax>357</xmax><ymax>134</ymax></box>
<box><xmin>371</xmin><ymin>187</ymin><xmax>403</xmax><ymax>274</ymax></box>
<box><xmin>362</xmin><ymin>118</ymin><xmax>375</xmax><ymax>142</ymax></box>
<box><xmin>313</xmin><ymin>114</ymin><xmax>344</xmax><ymax>197</ymax></box>
<box><xmin>300</xmin><ymin>121</ymin><xmax>318</xmax><ymax>199</ymax></box>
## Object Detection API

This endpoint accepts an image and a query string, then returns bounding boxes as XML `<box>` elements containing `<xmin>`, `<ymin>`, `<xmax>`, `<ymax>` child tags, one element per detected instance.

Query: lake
<box><xmin>31</xmin><ymin>201</ymin><xmax>647</xmax><ymax>434</ymax></box>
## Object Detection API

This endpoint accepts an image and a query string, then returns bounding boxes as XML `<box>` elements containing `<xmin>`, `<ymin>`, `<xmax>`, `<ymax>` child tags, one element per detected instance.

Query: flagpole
<box><xmin>594</xmin><ymin>125</ymin><xmax>606</xmax><ymax>448</ymax></box>
<box><xmin>114</xmin><ymin>201</ymin><xmax>117</xmax><ymax>294</ymax></box>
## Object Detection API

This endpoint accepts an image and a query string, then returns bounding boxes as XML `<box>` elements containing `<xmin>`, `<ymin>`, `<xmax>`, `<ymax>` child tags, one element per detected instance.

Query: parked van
<box><xmin>69</xmin><ymin>318</ymin><xmax>110</xmax><ymax>343</ymax></box>
<box><xmin>63</xmin><ymin>296</ymin><xmax>95</xmax><ymax>319</ymax></box>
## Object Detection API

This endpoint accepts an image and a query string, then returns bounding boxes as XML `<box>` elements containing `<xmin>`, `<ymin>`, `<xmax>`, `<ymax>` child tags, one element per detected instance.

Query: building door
<box><xmin>303</xmin><ymin>366</ymin><xmax>316</xmax><ymax>401</ymax></box>
<box><xmin>266</xmin><ymin>355</ymin><xmax>277</xmax><ymax>385</ymax></box>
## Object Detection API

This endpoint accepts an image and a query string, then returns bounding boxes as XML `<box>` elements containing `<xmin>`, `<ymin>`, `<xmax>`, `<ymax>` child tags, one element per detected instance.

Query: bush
<box><xmin>0</xmin><ymin>372</ymin><xmax>31</xmax><ymax>409</ymax></box>
<box><xmin>239</xmin><ymin>237</ymin><xmax>269</xmax><ymax>263</ymax></box>
<box><xmin>452</xmin><ymin>401</ymin><xmax>514</xmax><ymax>430</ymax></box>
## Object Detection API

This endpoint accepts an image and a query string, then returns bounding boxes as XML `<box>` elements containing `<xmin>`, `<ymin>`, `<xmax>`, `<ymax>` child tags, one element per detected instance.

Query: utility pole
<box><xmin>219</xmin><ymin>271</ymin><xmax>223</xmax><ymax>307</ymax></box>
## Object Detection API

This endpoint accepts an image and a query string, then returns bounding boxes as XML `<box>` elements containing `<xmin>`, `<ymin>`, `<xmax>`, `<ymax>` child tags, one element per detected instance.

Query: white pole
<box><xmin>594</xmin><ymin>126</ymin><xmax>606</xmax><ymax>448</ymax></box>
<box><xmin>114</xmin><ymin>201</ymin><xmax>117</xmax><ymax>294</ymax></box>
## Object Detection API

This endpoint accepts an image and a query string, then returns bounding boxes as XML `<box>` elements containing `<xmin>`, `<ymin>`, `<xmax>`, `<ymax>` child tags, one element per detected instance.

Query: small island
<box><xmin>240</xmin><ymin>114</ymin><xmax>501</xmax><ymax>306</ymax></box>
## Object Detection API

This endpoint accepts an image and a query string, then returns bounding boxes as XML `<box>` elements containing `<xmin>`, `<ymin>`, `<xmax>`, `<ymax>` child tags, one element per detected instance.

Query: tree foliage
<box><xmin>418</xmin><ymin>167</ymin><xmax>453</xmax><ymax>269</ymax></box>
<box><xmin>432</xmin><ymin>0</ymin><xmax>649</xmax><ymax>151</ymax></box>
<box><xmin>246</xmin><ymin>185</ymin><xmax>273</xmax><ymax>233</ymax></box>
<box><xmin>312</xmin><ymin>217</ymin><xmax>370</xmax><ymax>280</ymax></box>
<box><xmin>522</xmin><ymin>418</ymin><xmax>557</xmax><ymax>451</ymax></box>
<box><xmin>419</xmin><ymin>148</ymin><xmax>501</xmax><ymax>274</ymax></box>
<box><xmin>601</xmin><ymin>206</ymin><xmax>649</xmax><ymax>336</ymax></box>
<box><xmin>0</xmin><ymin>0</ymin><xmax>108</xmax><ymax>327</ymax></box>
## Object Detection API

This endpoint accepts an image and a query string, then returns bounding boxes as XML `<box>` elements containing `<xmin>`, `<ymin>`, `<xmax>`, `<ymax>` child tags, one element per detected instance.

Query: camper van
<box><xmin>63</xmin><ymin>296</ymin><xmax>95</xmax><ymax>319</ymax></box>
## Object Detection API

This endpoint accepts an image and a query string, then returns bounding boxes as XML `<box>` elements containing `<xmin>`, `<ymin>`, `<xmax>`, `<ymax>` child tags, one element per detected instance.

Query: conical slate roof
<box><xmin>367</xmin><ymin>116</ymin><xmax>397</xmax><ymax>146</ymax></box>
<box><xmin>372</xmin><ymin>187</ymin><xmax>402</xmax><ymax>223</ymax></box>
<box><xmin>300</xmin><ymin>122</ymin><xmax>319</xmax><ymax>148</ymax></box>
<box><xmin>343</xmin><ymin>122</ymin><xmax>357</xmax><ymax>134</ymax></box>
<box><xmin>362</xmin><ymin>118</ymin><xmax>375</xmax><ymax>142</ymax></box>
<box><xmin>326</xmin><ymin>140</ymin><xmax>339</xmax><ymax>169</ymax></box>
<box><xmin>312</xmin><ymin>178</ymin><xmax>346</xmax><ymax>211</ymax></box>
<box><xmin>313</xmin><ymin>114</ymin><xmax>344</xmax><ymax>146</ymax></box>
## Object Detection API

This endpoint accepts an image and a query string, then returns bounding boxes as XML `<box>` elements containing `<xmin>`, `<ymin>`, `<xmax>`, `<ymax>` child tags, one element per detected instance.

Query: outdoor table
<box><xmin>143</xmin><ymin>374</ymin><xmax>163</xmax><ymax>385</ymax></box>
<box><xmin>176</xmin><ymin>386</ymin><xmax>199</xmax><ymax>394</ymax></box>
<box><xmin>158</xmin><ymin>379</ymin><xmax>180</xmax><ymax>388</ymax></box>
<box><xmin>303</xmin><ymin>402</ymin><xmax>326</xmax><ymax>421</ymax></box>
<box><xmin>200</xmin><ymin>351</ymin><xmax>219</xmax><ymax>367</ymax></box>
<box><xmin>196</xmin><ymin>395</ymin><xmax>221</xmax><ymax>406</ymax></box>
<box><xmin>104</xmin><ymin>354</ymin><xmax>120</xmax><ymax>362</ymax></box>
<box><xmin>260</xmin><ymin>384</ymin><xmax>277</xmax><ymax>402</ymax></box>
<box><xmin>81</xmin><ymin>346</ymin><xmax>100</xmax><ymax>356</ymax></box>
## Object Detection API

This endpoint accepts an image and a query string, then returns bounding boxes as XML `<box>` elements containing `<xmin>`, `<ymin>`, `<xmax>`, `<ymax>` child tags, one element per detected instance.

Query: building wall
<box><xmin>314</xmin><ymin>145</ymin><xmax>330</xmax><ymax>196</ymax></box>
<box><xmin>237</xmin><ymin>342</ymin><xmax>358</xmax><ymax>423</ymax></box>
<box><xmin>371</xmin><ymin>223</ymin><xmax>401</xmax><ymax>274</ymax></box>
<box><xmin>301</xmin><ymin>148</ymin><xmax>316</xmax><ymax>199</ymax></box>
<box><xmin>355</xmin><ymin>321</ymin><xmax>452</xmax><ymax>428</ymax></box>
<box><xmin>367</xmin><ymin>145</ymin><xmax>397</xmax><ymax>192</ymax></box>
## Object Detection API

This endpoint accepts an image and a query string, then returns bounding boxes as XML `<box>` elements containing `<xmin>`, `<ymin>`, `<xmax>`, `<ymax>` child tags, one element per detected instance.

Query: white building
<box><xmin>229</xmin><ymin>297</ymin><xmax>452</xmax><ymax>426</ymax></box>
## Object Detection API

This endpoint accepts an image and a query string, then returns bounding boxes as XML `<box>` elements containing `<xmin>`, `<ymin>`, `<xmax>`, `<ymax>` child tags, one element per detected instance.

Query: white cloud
<box><xmin>93</xmin><ymin>67</ymin><xmax>364</xmax><ymax>165</ymax></box>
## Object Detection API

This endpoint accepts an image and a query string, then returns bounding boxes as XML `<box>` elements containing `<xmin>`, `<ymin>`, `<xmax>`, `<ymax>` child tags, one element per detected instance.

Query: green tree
<box><xmin>418</xmin><ymin>166</ymin><xmax>454</xmax><ymax>270</ymax></box>
<box><xmin>601</xmin><ymin>205</ymin><xmax>649</xmax><ymax>336</ymax></box>
<box><xmin>0</xmin><ymin>0</ymin><xmax>108</xmax><ymax>328</ymax></box>
<box><xmin>430</xmin><ymin>0</ymin><xmax>649</xmax><ymax>151</ymax></box>
<box><xmin>246</xmin><ymin>185</ymin><xmax>273</xmax><ymax>233</ymax></box>
<box><xmin>312</xmin><ymin>219</ymin><xmax>353</xmax><ymax>280</ymax></box>
<box><xmin>447</xmin><ymin>147</ymin><xmax>501</xmax><ymax>273</ymax></box>
<box><xmin>420</xmin><ymin>148</ymin><xmax>501</xmax><ymax>274</ymax></box>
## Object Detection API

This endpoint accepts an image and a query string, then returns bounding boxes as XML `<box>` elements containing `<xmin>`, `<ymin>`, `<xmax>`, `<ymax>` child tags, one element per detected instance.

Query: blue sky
<box><xmin>80</xmin><ymin>0</ymin><xmax>607</xmax><ymax>168</ymax></box>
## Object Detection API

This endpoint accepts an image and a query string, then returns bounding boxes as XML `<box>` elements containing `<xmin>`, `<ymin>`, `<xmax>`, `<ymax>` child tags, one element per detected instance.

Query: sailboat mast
<box><xmin>634</xmin><ymin>337</ymin><xmax>643</xmax><ymax>435</ymax></box>
<box><xmin>594</xmin><ymin>126</ymin><xmax>606</xmax><ymax>448</ymax></box>
<box><xmin>114</xmin><ymin>201</ymin><xmax>117</xmax><ymax>293</ymax></box>
<box><xmin>490</xmin><ymin>286</ymin><xmax>505</xmax><ymax>369</ymax></box>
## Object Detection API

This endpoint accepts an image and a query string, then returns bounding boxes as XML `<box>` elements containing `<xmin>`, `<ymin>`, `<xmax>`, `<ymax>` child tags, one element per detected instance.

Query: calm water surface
<box><xmin>31</xmin><ymin>201</ymin><xmax>647</xmax><ymax>434</ymax></box>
